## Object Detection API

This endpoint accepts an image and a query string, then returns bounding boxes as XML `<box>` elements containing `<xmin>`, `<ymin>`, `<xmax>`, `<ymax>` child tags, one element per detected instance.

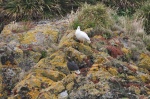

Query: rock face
<box><xmin>0</xmin><ymin>18</ymin><xmax>150</xmax><ymax>99</ymax></box>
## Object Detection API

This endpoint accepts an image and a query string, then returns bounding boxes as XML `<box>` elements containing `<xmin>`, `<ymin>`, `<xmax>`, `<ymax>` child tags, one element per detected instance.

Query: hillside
<box><xmin>0</xmin><ymin>1</ymin><xmax>150</xmax><ymax>99</ymax></box>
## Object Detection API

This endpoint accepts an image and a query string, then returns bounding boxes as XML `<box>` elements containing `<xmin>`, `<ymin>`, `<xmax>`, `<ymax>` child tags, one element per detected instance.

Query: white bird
<box><xmin>75</xmin><ymin>26</ymin><xmax>91</xmax><ymax>43</ymax></box>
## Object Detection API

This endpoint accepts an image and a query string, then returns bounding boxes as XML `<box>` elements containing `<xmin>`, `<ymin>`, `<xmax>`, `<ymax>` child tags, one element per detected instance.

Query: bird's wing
<box><xmin>80</xmin><ymin>31</ymin><xmax>90</xmax><ymax>41</ymax></box>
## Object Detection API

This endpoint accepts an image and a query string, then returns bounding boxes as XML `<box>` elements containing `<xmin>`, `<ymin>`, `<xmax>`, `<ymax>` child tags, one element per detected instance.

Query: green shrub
<box><xmin>136</xmin><ymin>1</ymin><xmax>150</xmax><ymax>34</ymax></box>
<box><xmin>0</xmin><ymin>0</ymin><xmax>61</xmax><ymax>21</ymax></box>
<box><xmin>71</xmin><ymin>3</ymin><xmax>113</xmax><ymax>30</ymax></box>
<box><xmin>0</xmin><ymin>0</ymin><xmax>99</xmax><ymax>21</ymax></box>
<box><xmin>101</xmin><ymin>0</ymin><xmax>148</xmax><ymax>16</ymax></box>
<box><xmin>40</xmin><ymin>51</ymin><xmax>47</xmax><ymax>59</ymax></box>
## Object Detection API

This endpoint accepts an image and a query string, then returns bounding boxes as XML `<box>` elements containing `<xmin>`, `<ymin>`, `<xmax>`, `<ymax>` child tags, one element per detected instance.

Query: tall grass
<box><xmin>71</xmin><ymin>3</ymin><xmax>113</xmax><ymax>30</ymax></box>
<box><xmin>136</xmin><ymin>1</ymin><xmax>150</xmax><ymax>35</ymax></box>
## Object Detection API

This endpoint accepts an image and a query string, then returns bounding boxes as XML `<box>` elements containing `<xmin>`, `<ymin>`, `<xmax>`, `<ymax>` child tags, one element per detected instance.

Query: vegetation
<box><xmin>71</xmin><ymin>3</ymin><xmax>112</xmax><ymax>30</ymax></box>
<box><xmin>101</xmin><ymin>0</ymin><xmax>148</xmax><ymax>16</ymax></box>
<box><xmin>0</xmin><ymin>0</ymin><xmax>98</xmax><ymax>21</ymax></box>
<box><xmin>136</xmin><ymin>1</ymin><xmax>150</xmax><ymax>34</ymax></box>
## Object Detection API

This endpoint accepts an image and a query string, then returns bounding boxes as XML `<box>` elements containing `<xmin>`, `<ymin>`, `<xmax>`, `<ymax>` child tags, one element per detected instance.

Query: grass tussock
<box><xmin>71</xmin><ymin>3</ymin><xmax>113</xmax><ymax>30</ymax></box>
<box><xmin>136</xmin><ymin>1</ymin><xmax>150</xmax><ymax>35</ymax></box>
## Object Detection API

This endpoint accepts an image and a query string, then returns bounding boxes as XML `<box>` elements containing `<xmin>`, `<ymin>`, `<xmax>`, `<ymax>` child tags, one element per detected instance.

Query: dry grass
<box><xmin>11</xmin><ymin>21</ymin><xmax>35</xmax><ymax>33</ymax></box>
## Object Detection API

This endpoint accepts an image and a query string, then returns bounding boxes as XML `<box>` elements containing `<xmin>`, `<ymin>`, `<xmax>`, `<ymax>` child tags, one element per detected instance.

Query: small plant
<box><xmin>71</xmin><ymin>3</ymin><xmax>113</xmax><ymax>30</ymax></box>
<box><xmin>40</xmin><ymin>51</ymin><xmax>47</xmax><ymax>59</ymax></box>
<box><xmin>106</xmin><ymin>45</ymin><xmax>123</xmax><ymax>58</ymax></box>
<box><xmin>101</xmin><ymin>0</ymin><xmax>148</xmax><ymax>16</ymax></box>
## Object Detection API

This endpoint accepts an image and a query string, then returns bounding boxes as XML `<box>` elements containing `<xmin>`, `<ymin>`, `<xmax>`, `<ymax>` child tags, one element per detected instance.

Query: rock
<box><xmin>29</xmin><ymin>51</ymin><xmax>41</xmax><ymax>63</ymax></box>
<box><xmin>66</xmin><ymin>82</ymin><xmax>74</xmax><ymax>91</ymax></box>
<box><xmin>0</xmin><ymin>12</ymin><xmax>149</xmax><ymax>98</ymax></box>
<box><xmin>58</xmin><ymin>90</ymin><xmax>68</xmax><ymax>99</ymax></box>
<box><xmin>41</xmin><ymin>70</ymin><xmax>66</xmax><ymax>82</ymax></box>
<box><xmin>49</xmin><ymin>50</ymin><xmax>69</xmax><ymax>74</ymax></box>
<box><xmin>37</xmin><ymin>92</ymin><xmax>57</xmax><ymax>99</ymax></box>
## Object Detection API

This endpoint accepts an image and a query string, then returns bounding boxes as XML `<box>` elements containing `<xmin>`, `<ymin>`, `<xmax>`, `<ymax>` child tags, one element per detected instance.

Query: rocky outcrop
<box><xmin>0</xmin><ymin>18</ymin><xmax>150</xmax><ymax>99</ymax></box>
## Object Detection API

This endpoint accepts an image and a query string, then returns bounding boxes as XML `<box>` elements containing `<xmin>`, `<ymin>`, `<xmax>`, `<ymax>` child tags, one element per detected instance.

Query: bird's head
<box><xmin>77</xmin><ymin>26</ymin><xmax>80</xmax><ymax>30</ymax></box>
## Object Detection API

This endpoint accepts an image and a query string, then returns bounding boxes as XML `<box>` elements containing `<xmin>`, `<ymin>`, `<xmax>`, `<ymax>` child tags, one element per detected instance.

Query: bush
<box><xmin>136</xmin><ymin>1</ymin><xmax>150</xmax><ymax>34</ymax></box>
<box><xmin>0</xmin><ymin>0</ymin><xmax>99</xmax><ymax>21</ymax></box>
<box><xmin>71</xmin><ymin>3</ymin><xmax>113</xmax><ymax>30</ymax></box>
<box><xmin>101</xmin><ymin>0</ymin><xmax>148</xmax><ymax>16</ymax></box>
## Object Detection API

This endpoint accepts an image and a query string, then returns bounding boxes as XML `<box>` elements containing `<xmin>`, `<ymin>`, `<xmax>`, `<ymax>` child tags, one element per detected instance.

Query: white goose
<box><xmin>75</xmin><ymin>26</ymin><xmax>91</xmax><ymax>43</ymax></box>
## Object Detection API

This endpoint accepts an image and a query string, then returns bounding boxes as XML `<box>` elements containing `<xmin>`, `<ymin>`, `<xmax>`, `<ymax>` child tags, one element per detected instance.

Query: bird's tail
<box><xmin>75</xmin><ymin>70</ymin><xmax>80</xmax><ymax>74</ymax></box>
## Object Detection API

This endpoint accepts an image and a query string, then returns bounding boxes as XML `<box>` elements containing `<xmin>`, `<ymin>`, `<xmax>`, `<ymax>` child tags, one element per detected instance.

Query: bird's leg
<box><xmin>83</xmin><ymin>40</ymin><xmax>85</xmax><ymax>45</ymax></box>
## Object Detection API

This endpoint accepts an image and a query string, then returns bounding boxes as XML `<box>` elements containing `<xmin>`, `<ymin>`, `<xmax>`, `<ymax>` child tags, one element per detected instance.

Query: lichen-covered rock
<box><xmin>1</xmin><ymin>11</ymin><xmax>150</xmax><ymax>99</ymax></box>
<box><xmin>49</xmin><ymin>50</ymin><xmax>69</xmax><ymax>74</ymax></box>
<box><xmin>1</xmin><ymin>66</ymin><xmax>21</xmax><ymax>98</ymax></box>
<box><xmin>108</xmin><ymin>67</ymin><xmax>118</xmax><ymax>75</ymax></box>
<box><xmin>37</xmin><ymin>92</ymin><xmax>57</xmax><ymax>99</ymax></box>
<box><xmin>138</xmin><ymin>53</ymin><xmax>150</xmax><ymax>70</ymax></box>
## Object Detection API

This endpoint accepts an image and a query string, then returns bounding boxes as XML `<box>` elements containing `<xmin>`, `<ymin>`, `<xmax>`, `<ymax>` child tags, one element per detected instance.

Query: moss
<box><xmin>40</xmin><ymin>51</ymin><xmax>47</xmax><ymax>59</ymax></box>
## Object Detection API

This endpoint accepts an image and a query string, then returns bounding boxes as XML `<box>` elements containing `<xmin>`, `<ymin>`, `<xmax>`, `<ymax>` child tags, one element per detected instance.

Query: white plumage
<box><xmin>75</xmin><ymin>26</ymin><xmax>91</xmax><ymax>43</ymax></box>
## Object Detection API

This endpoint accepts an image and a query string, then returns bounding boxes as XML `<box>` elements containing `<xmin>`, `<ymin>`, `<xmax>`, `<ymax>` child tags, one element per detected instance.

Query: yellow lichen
<box><xmin>28</xmin><ymin>89</ymin><xmax>40</xmax><ymax>99</ymax></box>
<box><xmin>43</xmin><ymin>29</ymin><xmax>59</xmax><ymax>43</ymax></box>
<box><xmin>41</xmin><ymin>70</ymin><xmax>66</xmax><ymax>82</ymax></box>
<box><xmin>138</xmin><ymin>53</ymin><xmax>150</xmax><ymax>69</ymax></box>
<box><xmin>43</xmin><ymin>81</ymin><xmax>65</xmax><ymax>94</ymax></box>
<box><xmin>127</xmin><ymin>76</ymin><xmax>137</xmax><ymax>81</ymax></box>
<box><xmin>108</xmin><ymin>67</ymin><xmax>118</xmax><ymax>75</ymax></box>
<box><xmin>66</xmin><ymin>82</ymin><xmax>74</xmax><ymax>91</ymax></box>
<box><xmin>1</xmin><ymin>24</ymin><xmax>12</xmax><ymax>35</ymax></box>
<box><xmin>138</xmin><ymin>74</ymin><xmax>150</xmax><ymax>83</ymax></box>
<box><xmin>50</xmin><ymin>51</ymin><xmax>67</xmax><ymax>68</ymax></box>
<box><xmin>90</xmin><ymin>66</ymin><xmax>99</xmax><ymax>71</ymax></box>
<box><xmin>121</xmin><ymin>47</ymin><xmax>131</xmax><ymax>54</ymax></box>
<box><xmin>21</xmin><ymin>31</ymin><xmax>37</xmax><ymax>44</ymax></box>
<box><xmin>30</xmin><ymin>51</ymin><xmax>41</xmax><ymax>63</ymax></box>
<box><xmin>58</xmin><ymin>31</ymin><xmax>75</xmax><ymax>48</ymax></box>
<box><xmin>94</xmin><ymin>57</ymin><xmax>106</xmax><ymax>64</ymax></box>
